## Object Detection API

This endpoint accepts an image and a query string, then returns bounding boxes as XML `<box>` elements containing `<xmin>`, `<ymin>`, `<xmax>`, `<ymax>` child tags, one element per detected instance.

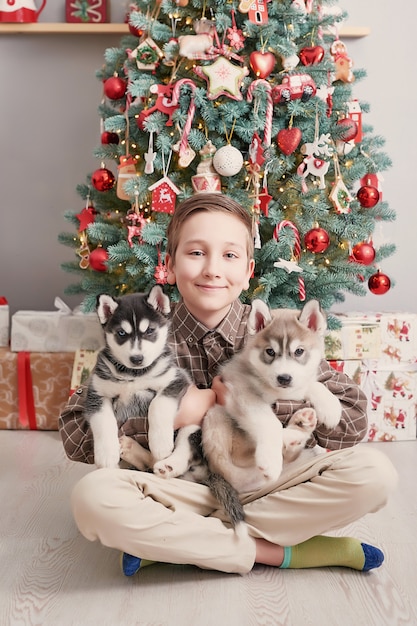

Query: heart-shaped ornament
<box><xmin>276</xmin><ymin>127</ymin><xmax>302</xmax><ymax>155</ymax></box>
<box><xmin>249</xmin><ymin>51</ymin><xmax>276</xmax><ymax>79</ymax></box>
<box><xmin>299</xmin><ymin>46</ymin><xmax>325</xmax><ymax>66</ymax></box>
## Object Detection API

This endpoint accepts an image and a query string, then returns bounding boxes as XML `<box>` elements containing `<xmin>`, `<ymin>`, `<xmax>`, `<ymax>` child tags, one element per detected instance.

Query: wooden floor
<box><xmin>0</xmin><ymin>431</ymin><xmax>416</xmax><ymax>626</ymax></box>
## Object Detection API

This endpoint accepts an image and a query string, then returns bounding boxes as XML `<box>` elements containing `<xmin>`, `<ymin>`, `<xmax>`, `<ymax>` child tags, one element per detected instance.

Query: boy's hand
<box><xmin>211</xmin><ymin>375</ymin><xmax>228</xmax><ymax>406</ymax></box>
<box><xmin>174</xmin><ymin>385</ymin><xmax>216</xmax><ymax>429</ymax></box>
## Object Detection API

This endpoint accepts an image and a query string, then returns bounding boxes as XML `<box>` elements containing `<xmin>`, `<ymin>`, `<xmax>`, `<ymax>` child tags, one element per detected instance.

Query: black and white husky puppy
<box><xmin>84</xmin><ymin>285</ymin><xmax>191</xmax><ymax>470</ymax></box>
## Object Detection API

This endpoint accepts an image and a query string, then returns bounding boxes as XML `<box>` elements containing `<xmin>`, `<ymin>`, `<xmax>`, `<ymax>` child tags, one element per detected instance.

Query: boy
<box><xmin>60</xmin><ymin>193</ymin><xmax>398</xmax><ymax>576</ymax></box>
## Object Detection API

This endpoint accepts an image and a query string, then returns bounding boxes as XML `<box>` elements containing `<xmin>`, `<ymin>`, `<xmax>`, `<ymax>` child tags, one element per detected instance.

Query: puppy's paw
<box><xmin>153</xmin><ymin>455</ymin><xmax>187</xmax><ymax>479</ymax></box>
<box><xmin>255</xmin><ymin>451</ymin><xmax>283</xmax><ymax>482</ymax></box>
<box><xmin>94</xmin><ymin>441</ymin><xmax>120</xmax><ymax>469</ymax></box>
<box><xmin>287</xmin><ymin>407</ymin><xmax>317</xmax><ymax>433</ymax></box>
<box><xmin>315</xmin><ymin>394</ymin><xmax>342</xmax><ymax>429</ymax></box>
<box><xmin>119</xmin><ymin>435</ymin><xmax>151</xmax><ymax>470</ymax></box>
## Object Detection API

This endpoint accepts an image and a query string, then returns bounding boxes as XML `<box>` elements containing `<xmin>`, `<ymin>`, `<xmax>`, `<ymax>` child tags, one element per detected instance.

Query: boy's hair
<box><xmin>166</xmin><ymin>193</ymin><xmax>254</xmax><ymax>261</ymax></box>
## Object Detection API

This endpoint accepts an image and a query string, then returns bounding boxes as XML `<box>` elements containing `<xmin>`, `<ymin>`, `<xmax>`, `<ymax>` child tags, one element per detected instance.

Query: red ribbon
<box><xmin>17</xmin><ymin>352</ymin><xmax>37</xmax><ymax>430</ymax></box>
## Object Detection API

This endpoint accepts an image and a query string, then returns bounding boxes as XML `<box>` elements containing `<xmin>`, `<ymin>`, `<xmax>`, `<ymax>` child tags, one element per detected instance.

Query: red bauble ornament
<box><xmin>101</xmin><ymin>131</ymin><xmax>119</xmax><ymax>145</ymax></box>
<box><xmin>125</xmin><ymin>9</ymin><xmax>144</xmax><ymax>37</ymax></box>
<box><xmin>89</xmin><ymin>248</ymin><xmax>109</xmax><ymax>272</ymax></box>
<box><xmin>368</xmin><ymin>271</ymin><xmax>391</xmax><ymax>295</ymax></box>
<box><xmin>351</xmin><ymin>242</ymin><xmax>376</xmax><ymax>265</ymax></box>
<box><xmin>357</xmin><ymin>185</ymin><xmax>380</xmax><ymax>208</ymax></box>
<box><xmin>276</xmin><ymin>127</ymin><xmax>302</xmax><ymax>155</ymax></box>
<box><xmin>299</xmin><ymin>46</ymin><xmax>325</xmax><ymax>66</ymax></box>
<box><xmin>304</xmin><ymin>227</ymin><xmax>330</xmax><ymax>253</ymax></box>
<box><xmin>103</xmin><ymin>76</ymin><xmax>127</xmax><ymax>100</ymax></box>
<box><xmin>249</xmin><ymin>51</ymin><xmax>276</xmax><ymax>78</ymax></box>
<box><xmin>91</xmin><ymin>167</ymin><xmax>115</xmax><ymax>192</ymax></box>
<box><xmin>337</xmin><ymin>118</ymin><xmax>358</xmax><ymax>142</ymax></box>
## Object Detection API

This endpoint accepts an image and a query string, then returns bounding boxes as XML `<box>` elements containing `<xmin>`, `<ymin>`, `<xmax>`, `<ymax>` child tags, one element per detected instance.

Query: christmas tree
<box><xmin>59</xmin><ymin>0</ymin><xmax>396</xmax><ymax>326</ymax></box>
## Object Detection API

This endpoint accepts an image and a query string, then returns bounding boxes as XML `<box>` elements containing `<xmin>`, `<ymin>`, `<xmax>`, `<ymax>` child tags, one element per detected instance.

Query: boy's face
<box><xmin>165</xmin><ymin>211</ymin><xmax>255</xmax><ymax>328</ymax></box>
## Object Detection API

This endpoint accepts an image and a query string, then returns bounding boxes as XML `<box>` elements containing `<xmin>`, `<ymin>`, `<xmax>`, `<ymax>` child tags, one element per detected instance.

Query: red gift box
<box><xmin>65</xmin><ymin>0</ymin><xmax>108</xmax><ymax>24</ymax></box>
<box><xmin>0</xmin><ymin>347</ymin><xmax>74</xmax><ymax>430</ymax></box>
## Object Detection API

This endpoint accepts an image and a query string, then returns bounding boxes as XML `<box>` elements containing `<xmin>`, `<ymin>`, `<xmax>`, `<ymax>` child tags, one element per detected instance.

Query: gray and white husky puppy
<box><xmin>120</xmin><ymin>298</ymin><xmax>341</xmax><ymax>528</ymax></box>
<box><xmin>84</xmin><ymin>285</ymin><xmax>191</xmax><ymax>470</ymax></box>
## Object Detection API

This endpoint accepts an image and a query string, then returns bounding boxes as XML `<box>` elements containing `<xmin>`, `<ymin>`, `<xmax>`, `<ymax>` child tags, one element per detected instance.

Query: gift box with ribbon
<box><xmin>10</xmin><ymin>297</ymin><xmax>104</xmax><ymax>353</ymax></box>
<box><xmin>0</xmin><ymin>296</ymin><xmax>9</xmax><ymax>347</ymax></box>
<box><xmin>326</xmin><ymin>312</ymin><xmax>417</xmax><ymax>364</ymax></box>
<box><xmin>329</xmin><ymin>359</ymin><xmax>417</xmax><ymax>442</ymax></box>
<box><xmin>0</xmin><ymin>347</ymin><xmax>74</xmax><ymax>430</ymax></box>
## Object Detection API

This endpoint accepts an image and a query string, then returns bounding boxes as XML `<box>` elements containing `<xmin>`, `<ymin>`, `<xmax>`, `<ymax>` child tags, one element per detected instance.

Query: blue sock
<box><xmin>121</xmin><ymin>553</ymin><xmax>155</xmax><ymax>576</ymax></box>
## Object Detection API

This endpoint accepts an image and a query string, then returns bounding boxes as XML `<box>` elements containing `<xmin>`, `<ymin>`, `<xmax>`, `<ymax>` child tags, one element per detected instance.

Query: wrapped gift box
<box><xmin>326</xmin><ymin>312</ymin><xmax>417</xmax><ymax>364</ymax></box>
<box><xmin>329</xmin><ymin>359</ymin><xmax>417</xmax><ymax>442</ymax></box>
<box><xmin>65</xmin><ymin>0</ymin><xmax>109</xmax><ymax>23</ymax></box>
<box><xmin>0</xmin><ymin>347</ymin><xmax>74</xmax><ymax>430</ymax></box>
<box><xmin>70</xmin><ymin>349</ymin><xmax>98</xmax><ymax>394</ymax></box>
<box><xmin>10</xmin><ymin>297</ymin><xmax>104</xmax><ymax>353</ymax></box>
<box><xmin>0</xmin><ymin>297</ymin><xmax>9</xmax><ymax>347</ymax></box>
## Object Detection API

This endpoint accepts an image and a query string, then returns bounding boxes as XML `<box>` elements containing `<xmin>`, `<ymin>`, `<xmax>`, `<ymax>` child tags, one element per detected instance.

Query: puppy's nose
<box><xmin>130</xmin><ymin>355</ymin><xmax>143</xmax><ymax>366</ymax></box>
<box><xmin>277</xmin><ymin>374</ymin><xmax>292</xmax><ymax>387</ymax></box>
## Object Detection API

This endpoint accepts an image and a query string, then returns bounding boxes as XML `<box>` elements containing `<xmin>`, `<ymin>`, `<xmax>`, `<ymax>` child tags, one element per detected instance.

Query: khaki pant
<box><xmin>71</xmin><ymin>445</ymin><xmax>398</xmax><ymax>574</ymax></box>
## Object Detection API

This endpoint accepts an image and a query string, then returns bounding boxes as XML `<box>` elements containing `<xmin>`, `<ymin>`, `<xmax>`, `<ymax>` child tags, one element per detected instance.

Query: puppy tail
<box><xmin>204</xmin><ymin>473</ymin><xmax>246</xmax><ymax>532</ymax></box>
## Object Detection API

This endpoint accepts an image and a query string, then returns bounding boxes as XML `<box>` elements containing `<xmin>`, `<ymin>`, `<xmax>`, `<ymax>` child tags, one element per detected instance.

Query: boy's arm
<box><xmin>312</xmin><ymin>360</ymin><xmax>368</xmax><ymax>449</ymax></box>
<box><xmin>59</xmin><ymin>383</ymin><xmax>216</xmax><ymax>464</ymax></box>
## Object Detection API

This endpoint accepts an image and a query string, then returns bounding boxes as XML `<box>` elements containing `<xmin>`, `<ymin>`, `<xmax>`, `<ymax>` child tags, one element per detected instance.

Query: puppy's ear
<box><xmin>248</xmin><ymin>299</ymin><xmax>272</xmax><ymax>335</ymax></box>
<box><xmin>97</xmin><ymin>294</ymin><xmax>119</xmax><ymax>325</ymax></box>
<box><xmin>147</xmin><ymin>285</ymin><xmax>171</xmax><ymax>316</ymax></box>
<box><xmin>299</xmin><ymin>300</ymin><xmax>327</xmax><ymax>335</ymax></box>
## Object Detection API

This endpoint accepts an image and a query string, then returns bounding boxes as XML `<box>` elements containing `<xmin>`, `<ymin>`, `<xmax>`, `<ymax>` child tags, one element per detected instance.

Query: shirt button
<box><xmin>187</xmin><ymin>337</ymin><xmax>193</xmax><ymax>344</ymax></box>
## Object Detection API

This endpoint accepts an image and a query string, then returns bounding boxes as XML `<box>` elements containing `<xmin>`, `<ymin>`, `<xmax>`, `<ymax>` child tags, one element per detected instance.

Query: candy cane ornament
<box><xmin>171</xmin><ymin>79</ymin><xmax>197</xmax><ymax>159</ymax></box>
<box><xmin>247</xmin><ymin>79</ymin><xmax>273</xmax><ymax>147</ymax></box>
<box><xmin>273</xmin><ymin>220</ymin><xmax>306</xmax><ymax>301</ymax></box>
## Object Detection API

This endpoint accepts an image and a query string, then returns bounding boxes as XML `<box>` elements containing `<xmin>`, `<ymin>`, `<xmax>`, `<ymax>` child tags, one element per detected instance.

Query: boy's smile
<box><xmin>166</xmin><ymin>211</ymin><xmax>254</xmax><ymax>328</ymax></box>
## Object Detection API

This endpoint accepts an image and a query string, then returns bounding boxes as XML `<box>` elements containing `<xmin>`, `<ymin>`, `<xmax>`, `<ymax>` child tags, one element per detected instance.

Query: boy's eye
<box><xmin>225</xmin><ymin>252</ymin><xmax>238</xmax><ymax>259</ymax></box>
<box><xmin>190</xmin><ymin>250</ymin><xmax>204</xmax><ymax>256</ymax></box>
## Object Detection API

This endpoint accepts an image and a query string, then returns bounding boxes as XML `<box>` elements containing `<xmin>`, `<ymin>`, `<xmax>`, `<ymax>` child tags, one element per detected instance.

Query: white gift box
<box><xmin>0</xmin><ymin>298</ymin><xmax>9</xmax><ymax>347</ymax></box>
<box><xmin>10</xmin><ymin>298</ymin><xmax>104</xmax><ymax>353</ymax></box>
<box><xmin>326</xmin><ymin>312</ymin><xmax>417</xmax><ymax>364</ymax></box>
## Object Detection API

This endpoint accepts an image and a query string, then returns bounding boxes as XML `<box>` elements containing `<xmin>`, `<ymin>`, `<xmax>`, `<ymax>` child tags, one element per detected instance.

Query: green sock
<box><xmin>279</xmin><ymin>536</ymin><xmax>384</xmax><ymax>571</ymax></box>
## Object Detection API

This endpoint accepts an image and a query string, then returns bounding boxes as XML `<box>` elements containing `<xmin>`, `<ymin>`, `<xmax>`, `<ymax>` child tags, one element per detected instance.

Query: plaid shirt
<box><xmin>59</xmin><ymin>299</ymin><xmax>368</xmax><ymax>464</ymax></box>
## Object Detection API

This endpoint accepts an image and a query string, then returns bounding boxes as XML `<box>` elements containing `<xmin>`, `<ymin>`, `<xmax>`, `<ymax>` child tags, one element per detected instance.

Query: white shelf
<box><xmin>0</xmin><ymin>23</ymin><xmax>370</xmax><ymax>37</ymax></box>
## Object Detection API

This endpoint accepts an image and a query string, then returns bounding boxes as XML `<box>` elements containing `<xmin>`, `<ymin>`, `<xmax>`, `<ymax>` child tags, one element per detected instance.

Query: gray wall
<box><xmin>0</xmin><ymin>1</ymin><xmax>414</xmax><ymax>316</ymax></box>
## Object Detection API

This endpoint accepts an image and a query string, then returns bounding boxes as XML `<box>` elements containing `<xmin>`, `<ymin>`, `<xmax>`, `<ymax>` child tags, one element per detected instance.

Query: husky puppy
<box><xmin>200</xmin><ymin>298</ymin><xmax>342</xmax><ymax>495</ymax></box>
<box><xmin>84</xmin><ymin>286</ymin><xmax>191</xmax><ymax>469</ymax></box>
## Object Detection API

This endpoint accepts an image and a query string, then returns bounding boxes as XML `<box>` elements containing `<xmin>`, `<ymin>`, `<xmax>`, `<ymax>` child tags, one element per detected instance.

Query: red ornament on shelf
<box><xmin>89</xmin><ymin>248</ymin><xmax>109</xmax><ymax>272</ymax></box>
<box><xmin>368</xmin><ymin>271</ymin><xmax>391</xmax><ymax>295</ymax></box>
<box><xmin>357</xmin><ymin>185</ymin><xmax>380</xmax><ymax>208</ymax></box>
<box><xmin>249</xmin><ymin>51</ymin><xmax>276</xmax><ymax>78</ymax></box>
<box><xmin>91</xmin><ymin>166</ymin><xmax>115</xmax><ymax>192</ymax></box>
<box><xmin>351</xmin><ymin>241</ymin><xmax>376</xmax><ymax>265</ymax></box>
<box><xmin>304</xmin><ymin>227</ymin><xmax>330</xmax><ymax>253</ymax></box>
<box><xmin>101</xmin><ymin>131</ymin><xmax>119</xmax><ymax>145</ymax></box>
<box><xmin>103</xmin><ymin>76</ymin><xmax>127</xmax><ymax>100</ymax></box>
<box><xmin>299</xmin><ymin>46</ymin><xmax>325</xmax><ymax>66</ymax></box>
<box><xmin>276</xmin><ymin>127</ymin><xmax>302</xmax><ymax>155</ymax></box>
<box><xmin>337</xmin><ymin>118</ymin><xmax>358</xmax><ymax>142</ymax></box>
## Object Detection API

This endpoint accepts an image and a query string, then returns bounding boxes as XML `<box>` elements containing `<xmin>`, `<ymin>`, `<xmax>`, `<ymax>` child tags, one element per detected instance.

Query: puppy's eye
<box><xmin>144</xmin><ymin>326</ymin><xmax>156</xmax><ymax>336</ymax></box>
<box><xmin>265</xmin><ymin>348</ymin><xmax>275</xmax><ymax>358</ymax></box>
<box><xmin>117</xmin><ymin>329</ymin><xmax>127</xmax><ymax>337</ymax></box>
<box><xmin>294</xmin><ymin>347</ymin><xmax>304</xmax><ymax>357</ymax></box>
